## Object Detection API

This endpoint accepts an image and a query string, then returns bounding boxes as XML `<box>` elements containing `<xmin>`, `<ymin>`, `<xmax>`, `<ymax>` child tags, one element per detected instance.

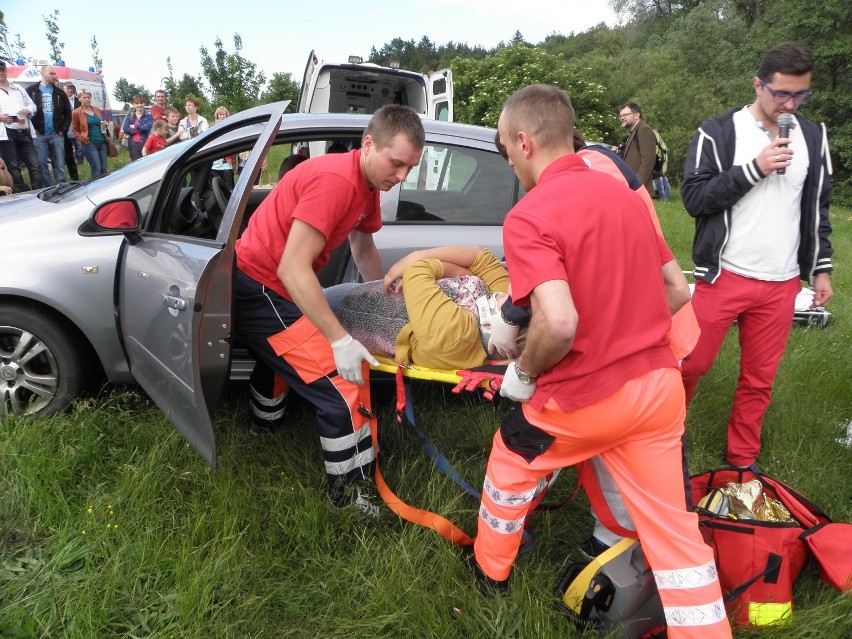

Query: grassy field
<box><xmin>1</xmin><ymin>192</ymin><xmax>850</xmax><ymax>638</ymax></box>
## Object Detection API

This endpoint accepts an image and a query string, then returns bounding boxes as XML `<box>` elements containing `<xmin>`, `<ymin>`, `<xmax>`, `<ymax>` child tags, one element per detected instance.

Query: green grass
<box><xmin>1</xmin><ymin>193</ymin><xmax>851</xmax><ymax>637</ymax></box>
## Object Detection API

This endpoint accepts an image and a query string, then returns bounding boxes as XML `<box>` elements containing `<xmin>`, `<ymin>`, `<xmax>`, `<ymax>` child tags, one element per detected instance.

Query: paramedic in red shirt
<box><xmin>470</xmin><ymin>84</ymin><xmax>732</xmax><ymax>639</ymax></box>
<box><xmin>234</xmin><ymin>105</ymin><xmax>424</xmax><ymax>516</ymax></box>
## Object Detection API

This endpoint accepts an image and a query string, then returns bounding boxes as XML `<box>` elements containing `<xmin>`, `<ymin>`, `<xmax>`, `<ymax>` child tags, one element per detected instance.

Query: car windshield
<box><xmin>37</xmin><ymin>143</ymin><xmax>184</xmax><ymax>203</ymax></box>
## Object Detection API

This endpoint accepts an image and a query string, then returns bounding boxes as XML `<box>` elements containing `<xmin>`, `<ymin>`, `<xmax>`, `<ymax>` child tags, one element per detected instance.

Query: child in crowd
<box><xmin>164</xmin><ymin>107</ymin><xmax>185</xmax><ymax>146</ymax></box>
<box><xmin>142</xmin><ymin>120</ymin><xmax>168</xmax><ymax>157</ymax></box>
<box><xmin>0</xmin><ymin>157</ymin><xmax>13</xmax><ymax>195</ymax></box>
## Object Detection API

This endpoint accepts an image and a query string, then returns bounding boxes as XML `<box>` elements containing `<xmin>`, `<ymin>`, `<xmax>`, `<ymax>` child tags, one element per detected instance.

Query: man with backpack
<box><xmin>617</xmin><ymin>101</ymin><xmax>656</xmax><ymax>197</ymax></box>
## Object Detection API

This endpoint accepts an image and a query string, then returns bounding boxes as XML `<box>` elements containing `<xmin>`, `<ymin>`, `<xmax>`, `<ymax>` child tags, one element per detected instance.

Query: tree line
<box><xmin>112</xmin><ymin>36</ymin><xmax>300</xmax><ymax>119</ymax></box>
<box><xmin>368</xmin><ymin>0</ymin><xmax>850</xmax><ymax>205</ymax></box>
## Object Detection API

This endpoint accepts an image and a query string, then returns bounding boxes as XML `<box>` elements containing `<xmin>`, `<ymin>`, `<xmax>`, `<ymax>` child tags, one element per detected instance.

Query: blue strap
<box><xmin>403</xmin><ymin>383</ymin><xmax>481</xmax><ymax>499</ymax></box>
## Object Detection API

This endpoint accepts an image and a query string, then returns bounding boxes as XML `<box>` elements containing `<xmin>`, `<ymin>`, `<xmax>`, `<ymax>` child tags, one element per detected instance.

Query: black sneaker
<box><xmin>460</xmin><ymin>546</ymin><xmax>508</xmax><ymax>595</ymax></box>
<box><xmin>249</xmin><ymin>420</ymin><xmax>279</xmax><ymax>436</ymax></box>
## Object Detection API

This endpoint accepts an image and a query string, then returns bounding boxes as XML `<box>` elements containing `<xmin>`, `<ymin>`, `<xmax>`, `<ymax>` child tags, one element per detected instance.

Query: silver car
<box><xmin>0</xmin><ymin>102</ymin><xmax>520</xmax><ymax>466</ymax></box>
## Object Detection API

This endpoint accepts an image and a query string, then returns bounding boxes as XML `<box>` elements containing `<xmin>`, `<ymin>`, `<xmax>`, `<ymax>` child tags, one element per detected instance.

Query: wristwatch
<box><xmin>514</xmin><ymin>363</ymin><xmax>536</xmax><ymax>385</ymax></box>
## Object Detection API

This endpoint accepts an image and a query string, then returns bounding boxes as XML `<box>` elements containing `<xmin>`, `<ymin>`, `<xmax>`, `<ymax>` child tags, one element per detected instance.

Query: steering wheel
<box><xmin>210</xmin><ymin>175</ymin><xmax>232</xmax><ymax>217</ymax></box>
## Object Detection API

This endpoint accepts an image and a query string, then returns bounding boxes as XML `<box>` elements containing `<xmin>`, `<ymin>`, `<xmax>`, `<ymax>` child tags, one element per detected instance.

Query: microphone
<box><xmin>777</xmin><ymin>113</ymin><xmax>796</xmax><ymax>175</ymax></box>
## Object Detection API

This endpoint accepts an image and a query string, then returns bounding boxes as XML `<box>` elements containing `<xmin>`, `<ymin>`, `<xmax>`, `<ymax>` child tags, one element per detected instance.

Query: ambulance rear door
<box><xmin>427</xmin><ymin>68</ymin><xmax>453</xmax><ymax>122</ymax></box>
<box><xmin>297</xmin><ymin>50</ymin><xmax>319</xmax><ymax>114</ymax></box>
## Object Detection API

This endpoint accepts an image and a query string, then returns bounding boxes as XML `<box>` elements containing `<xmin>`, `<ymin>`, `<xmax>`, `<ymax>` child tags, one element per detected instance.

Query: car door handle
<box><xmin>162</xmin><ymin>294</ymin><xmax>187</xmax><ymax>311</ymax></box>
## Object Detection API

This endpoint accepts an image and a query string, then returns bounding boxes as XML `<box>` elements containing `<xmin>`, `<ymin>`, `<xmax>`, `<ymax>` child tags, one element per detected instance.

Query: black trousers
<box><xmin>233</xmin><ymin>269</ymin><xmax>375</xmax><ymax>490</ymax></box>
<box><xmin>0</xmin><ymin>129</ymin><xmax>44</xmax><ymax>190</ymax></box>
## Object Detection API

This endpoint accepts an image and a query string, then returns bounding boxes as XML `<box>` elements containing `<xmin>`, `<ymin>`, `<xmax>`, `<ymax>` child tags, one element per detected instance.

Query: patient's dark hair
<box><xmin>278</xmin><ymin>154</ymin><xmax>308</xmax><ymax>181</ymax></box>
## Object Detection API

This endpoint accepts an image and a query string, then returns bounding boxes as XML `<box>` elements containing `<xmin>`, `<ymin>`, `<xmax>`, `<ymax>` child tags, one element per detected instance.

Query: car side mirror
<box><xmin>91</xmin><ymin>198</ymin><xmax>143</xmax><ymax>244</ymax></box>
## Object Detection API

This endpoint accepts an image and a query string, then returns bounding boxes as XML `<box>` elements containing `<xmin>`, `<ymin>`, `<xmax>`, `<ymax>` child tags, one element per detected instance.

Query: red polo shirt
<box><xmin>504</xmin><ymin>154</ymin><xmax>676</xmax><ymax>413</ymax></box>
<box><xmin>236</xmin><ymin>150</ymin><xmax>381</xmax><ymax>301</ymax></box>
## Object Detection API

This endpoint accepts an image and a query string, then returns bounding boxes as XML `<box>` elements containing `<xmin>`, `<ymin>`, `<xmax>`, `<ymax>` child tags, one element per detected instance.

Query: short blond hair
<box><xmin>501</xmin><ymin>84</ymin><xmax>575</xmax><ymax>151</ymax></box>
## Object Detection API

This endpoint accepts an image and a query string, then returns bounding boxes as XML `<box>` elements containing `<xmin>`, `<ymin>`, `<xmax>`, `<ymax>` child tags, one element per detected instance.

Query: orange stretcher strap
<box><xmin>373</xmin><ymin>465</ymin><xmax>475</xmax><ymax>546</ymax></box>
<box><xmin>364</xmin><ymin>365</ymin><xmax>475</xmax><ymax>545</ymax></box>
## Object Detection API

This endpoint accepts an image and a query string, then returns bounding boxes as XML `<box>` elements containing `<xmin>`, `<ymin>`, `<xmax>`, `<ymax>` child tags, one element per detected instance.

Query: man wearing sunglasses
<box><xmin>681</xmin><ymin>41</ymin><xmax>833</xmax><ymax>470</ymax></box>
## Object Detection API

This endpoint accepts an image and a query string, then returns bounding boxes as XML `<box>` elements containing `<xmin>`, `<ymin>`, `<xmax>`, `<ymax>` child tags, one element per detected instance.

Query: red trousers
<box><xmin>681</xmin><ymin>270</ymin><xmax>800</xmax><ymax>466</ymax></box>
<box><xmin>474</xmin><ymin>368</ymin><xmax>732</xmax><ymax>638</ymax></box>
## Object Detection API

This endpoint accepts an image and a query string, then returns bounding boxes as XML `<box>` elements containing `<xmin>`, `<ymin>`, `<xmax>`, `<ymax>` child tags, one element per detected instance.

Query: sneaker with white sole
<box><xmin>352</xmin><ymin>485</ymin><xmax>381</xmax><ymax>519</ymax></box>
<box><xmin>328</xmin><ymin>483</ymin><xmax>381</xmax><ymax>519</ymax></box>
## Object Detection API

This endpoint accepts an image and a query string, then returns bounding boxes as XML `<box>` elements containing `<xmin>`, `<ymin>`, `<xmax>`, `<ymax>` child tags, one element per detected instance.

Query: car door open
<box><xmin>114</xmin><ymin>102</ymin><xmax>285</xmax><ymax>469</ymax></box>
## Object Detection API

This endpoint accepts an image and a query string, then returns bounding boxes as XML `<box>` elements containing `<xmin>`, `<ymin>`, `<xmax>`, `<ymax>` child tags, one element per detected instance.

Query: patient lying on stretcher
<box><xmin>333</xmin><ymin>246</ymin><xmax>521</xmax><ymax>370</ymax></box>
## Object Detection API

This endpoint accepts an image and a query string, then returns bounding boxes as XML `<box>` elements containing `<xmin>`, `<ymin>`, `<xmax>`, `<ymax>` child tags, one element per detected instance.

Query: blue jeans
<box><xmin>94</xmin><ymin>141</ymin><xmax>108</xmax><ymax>176</ymax></box>
<box><xmin>80</xmin><ymin>141</ymin><xmax>108</xmax><ymax>177</ymax></box>
<box><xmin>34</xmin><ymin>132</ymin><xmax>67</xmax><ymax>186</ymax></box>
<box><xmin>0</xmin><ymin>129</ymin><xmax>44</xmax><ymax>191</ymax></box>
<box><xmin>654</xmin><ymin>176</ymin><xmax>670</xmax><ymax>201</ymax></box>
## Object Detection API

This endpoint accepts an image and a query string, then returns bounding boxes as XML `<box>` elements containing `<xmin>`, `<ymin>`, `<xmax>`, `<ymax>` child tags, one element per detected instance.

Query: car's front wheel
<box><xmin>0</xmin><ymin>304</ymin><xmax>92</xmax><ymax>417</ymax></box>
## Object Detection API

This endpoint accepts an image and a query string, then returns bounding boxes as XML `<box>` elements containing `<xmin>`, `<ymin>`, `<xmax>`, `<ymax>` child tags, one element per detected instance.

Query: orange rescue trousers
<box><xmin>473</xmin><ymin>367</ymin><xmax>732</xmax><ymax>638</ymax></box>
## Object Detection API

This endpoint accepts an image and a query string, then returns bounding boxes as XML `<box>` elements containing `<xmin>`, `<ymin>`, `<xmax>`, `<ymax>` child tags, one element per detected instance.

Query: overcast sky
<box><xmin>4</xmin><ymin>1</ymin><xmax>618</xmax><ymax>106</ymax></box>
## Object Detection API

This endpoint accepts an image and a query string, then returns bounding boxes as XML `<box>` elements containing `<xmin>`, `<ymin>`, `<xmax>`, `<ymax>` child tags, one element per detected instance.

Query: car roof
<box><xmin>276</xmin><ymin>112</ymin><xmax>496</xmax><ymax>143</ymax></box>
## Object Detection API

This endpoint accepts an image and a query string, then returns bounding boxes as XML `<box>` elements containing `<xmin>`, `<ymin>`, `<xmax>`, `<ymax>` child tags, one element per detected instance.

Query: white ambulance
<box><xmin>297</xmin><ymin>51</ymin><xmax>452</xmax><ymax>121</ymax></box>
<box><xmin>295</xmin><ymin>51</ymin><xmax>454</xmax><ymax>189</ymax></box>
<box><xmin>4</xmin><ymin>59</ymin><xmax>114</xmax><ymax>122</ymax></box>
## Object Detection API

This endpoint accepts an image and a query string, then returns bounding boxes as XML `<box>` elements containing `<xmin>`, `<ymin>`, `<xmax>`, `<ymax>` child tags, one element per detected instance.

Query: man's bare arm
<box><xmin>279</xmin><ymin>220</ymin><xmax>348</xmax><ymax>342</ymax></box>
<box><xmin>515</xmin><ymin>279</ymin><xmax>578</xmax><ymax>378</ymax></box>
<box><xmin>349</xmin><ymin>229</ymin><xmax>383</xmax><ymax>282</ymax></box>
<box><xmin>662</xmin><ymin>258</ymin><xmax>690</xmax><ymax>315</ymax></box>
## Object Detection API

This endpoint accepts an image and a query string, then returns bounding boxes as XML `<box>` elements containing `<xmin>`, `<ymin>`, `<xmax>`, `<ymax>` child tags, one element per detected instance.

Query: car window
<box><xmin>387</xmin><ymin>143</ymin><xmax>517</xmax><ymax>225</ymax></box>
<box><xmin>127</xmin><ymin>181</ymin><xmax>159</xmax><ymax>225</ymax></box>
<box><xmin>152</xmin><ymin>130</ymin><xmax>365</xmax><ymax>239</ymax></box>
<box><xmin>42</xmin><ymin>143</ymin><xmax>182</xmax><ymax>204</ymax></box>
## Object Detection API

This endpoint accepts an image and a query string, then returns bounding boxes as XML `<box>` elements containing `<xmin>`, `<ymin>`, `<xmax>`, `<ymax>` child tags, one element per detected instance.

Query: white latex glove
<box><xmin>331</xmin><ymin>333</ymin><xmax>378</xmax><ymax>385</ymax></box>
<box><xmin>500</xmin><ymin>362</ymin><xmax>537</xmax><ymax>402</ymax></box>
<box><xmin>487</xmin><ymin>308</ymin><xmax>521</xmax><ymax>359</ymax></box>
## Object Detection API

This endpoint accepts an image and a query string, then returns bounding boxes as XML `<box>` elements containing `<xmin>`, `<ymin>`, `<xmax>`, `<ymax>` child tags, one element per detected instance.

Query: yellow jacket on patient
<box><xmin>395</xmin><ymin>249</ymin><xmax>509</xmax><ymax>370</ymax></box>
<box><xmin>336</xmin><ymin>249</ymin><xmax>509</xmax><ymax>371</ymax></box>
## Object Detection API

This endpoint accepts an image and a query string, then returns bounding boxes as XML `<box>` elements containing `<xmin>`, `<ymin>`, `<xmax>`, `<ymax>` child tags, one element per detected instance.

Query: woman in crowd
<box><xmin>210</xmin><ymin>106</ymin><xmax>234</xmax><ymax>187</ymax></box>
<box><xmin>122</xmin><ymin>95</ymin><xmax>153</xmax><ymax>161</ymax></box>
<box><xmin>180</xmin><ymin>97</ymin><xmax>209</xmax><ymax>141</ymax></box>
<box><xmin>71</xmin><ymin>90</ymin><xmax>108</xmax><ymax>177</ymax></box>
